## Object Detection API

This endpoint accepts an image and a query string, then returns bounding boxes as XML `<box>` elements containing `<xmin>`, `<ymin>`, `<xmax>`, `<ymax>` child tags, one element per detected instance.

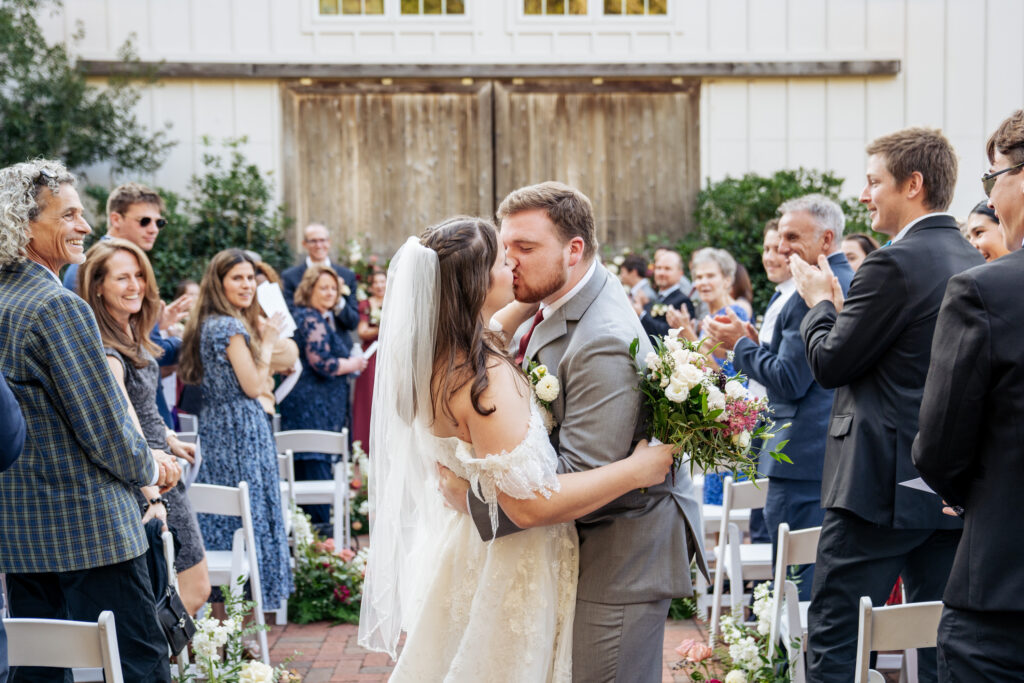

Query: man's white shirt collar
<box><xmin>891</xmin><ymin>212</ymin><xmax>954</xmax><ymax>243</ymax></box>
<box><xmin>775</xmin><ymin>278</ymin><xmax>797</xmax><ymax>298</ymax></box>
<box><xmin>541</xmin><ymin>260</ymin><xmax>597</xmax><ymax>320</ymax></box>
<box><xmin>657</xmin><ymin>282</ymin><xmax>681</xmax><ymax>298</ymax></box>
<box><xmin>306</xmin><ymin>256</ymin><xmax>332</xmax><ymax>269</ymax></box>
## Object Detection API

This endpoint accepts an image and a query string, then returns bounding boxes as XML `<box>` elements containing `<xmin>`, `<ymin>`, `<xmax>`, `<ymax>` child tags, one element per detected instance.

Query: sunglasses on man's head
<box><xmin>135</xmin><ymin>216</ymin><xmax>167</xmax><ymax>229</ymax></box>
<box><xmin>982</xmin><ymin>160</ymin><xmax>1024</xmax><ymax>197</ymax></box>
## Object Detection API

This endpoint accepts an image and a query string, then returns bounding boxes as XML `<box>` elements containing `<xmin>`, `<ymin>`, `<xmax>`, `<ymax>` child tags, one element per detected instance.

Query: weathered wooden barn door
<box><xmin>281</xmin><ymin>80</ymin><xmax>493</xmax><ymax>255</ymax></box>
<box><xmin>493</xmin><ymin>78</ymin><xmax>700</xmax><ymax>245</ymax></box>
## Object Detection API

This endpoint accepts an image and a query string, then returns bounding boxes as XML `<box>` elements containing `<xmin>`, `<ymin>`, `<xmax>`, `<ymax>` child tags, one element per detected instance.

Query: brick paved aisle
<box><xmin>269</xmin><ymin>617</ymin><xmax>709</xmax><ymax>682</ymax></box>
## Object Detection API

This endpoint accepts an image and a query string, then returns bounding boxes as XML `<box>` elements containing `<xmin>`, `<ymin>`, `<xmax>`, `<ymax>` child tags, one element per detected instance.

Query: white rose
<box><xmin>644</xmin><ymin>351</ymin><xmax>660</xmax><ymax>370</ymax></box>
<box><xmin>664</xmin><ymin>380</ymin><xmax>689</xmax><ymax>403</ymax></box>
<box><xmin>673</xmin><ymin>363</ymin><xmax>703</xmax><ymax>391</ymax></box>
<box><xmin>725</xmin><ymin>379</ymin><xmax>747</xmax><ymax>400</ymax></box>
<box><xmin>659</xmin><ymin>373</ymin><xmax>671</xmax><ymax>388</ymax></box>
<box><xmin>240</xmin><ymin>661</ymin><xmax>276</xmax><ymax>683</ymax></box>
<box><xmin>535</xmin><ymin>375</ymin><xmax>560</xmax><ymax>403</ymax></box>
<box><xmin>725</xmin><ymin>671</ymin><xmax>749</xmax><ymax>683</ymax></box>
<box><xmin>706</xmin><ymin>385</ymin><xmax>726</xmax><ymax>413</ymax></box>
<box><xmin>664</xmin><ymin>337</ymin><xmax>683</xmax><ymax>354</ymax></box>
<box><xmin>613</xmin><ymin>254</ymin><xmax>625</xmax><ymax>266</ymax></box>
<box><xmin>731</xmin><ymin>431</ymin><xmax>751</xmax><ymax>449</ymax></box>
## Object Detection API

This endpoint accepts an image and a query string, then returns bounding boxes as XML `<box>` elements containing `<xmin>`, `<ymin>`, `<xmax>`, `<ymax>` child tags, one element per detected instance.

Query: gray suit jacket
<box><xmin>470</xmin><ymin>266</ymin><xmax>707</xmax><ymax>604</ymax></box>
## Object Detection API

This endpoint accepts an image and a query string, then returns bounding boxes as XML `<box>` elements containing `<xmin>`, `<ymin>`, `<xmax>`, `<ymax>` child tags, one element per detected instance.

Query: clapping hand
<box><xmin>632</xmin><ymin>291</ymin><xmax>650</xmax><ymax>317</ymax></box>
<box><xmin>666</xmin><ymin>306</ymin><xmax>697</xmax><ymax>341</ymax></box>
<box><xmin>159</xmin><ymin>294</ymin><xmax>194</xmax><ymax>332</ymax></box>
<box><xmin>791</xmin><ymin>254</ymin><xmax>845</xmax><ymax>311</ymax></box>
<box><xmin>703</xmin><ymin>307</ymin><xmax>757</xmax><ymax>351</ymax></box>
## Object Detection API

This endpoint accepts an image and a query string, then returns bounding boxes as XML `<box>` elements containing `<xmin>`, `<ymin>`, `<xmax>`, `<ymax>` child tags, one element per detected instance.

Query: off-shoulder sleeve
<box><xmin>452</xmin><ymin>405</ymin><xmax>560</xmax><ymax>535</ymax></box>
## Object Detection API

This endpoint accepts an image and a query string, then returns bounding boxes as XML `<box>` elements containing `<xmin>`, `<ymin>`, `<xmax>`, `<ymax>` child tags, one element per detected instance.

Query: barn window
<box><xmin>523</xmin><ymin>0</ymin><xmax>587</xmax><ymax>15</ymax></box>
<box><xmin>319</xmin><ymin>0</ymin><xmax>385</xmax><ymax>14</ymax></box>
<box><xmin>603</xmin><ymin>0</ymin><xmax>666</xmax><ymax>14</ymax></box>
<box><xmin>401</xmin><ymin>0</ymin><xmax>465</xmax><ymax>13</ymax></box>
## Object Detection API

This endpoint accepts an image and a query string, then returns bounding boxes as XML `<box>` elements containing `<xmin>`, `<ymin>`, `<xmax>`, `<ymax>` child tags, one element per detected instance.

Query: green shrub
<box><xmin>681</xmin><ymin>169</ymin><xmax>873</xmax><ymax>314</ymax></box>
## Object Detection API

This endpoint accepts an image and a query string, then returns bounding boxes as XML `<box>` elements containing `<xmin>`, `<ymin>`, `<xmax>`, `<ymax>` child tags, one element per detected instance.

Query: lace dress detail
<box><xmin>390</xmin><ymin>402</ymin><xmax>579</xmax><ymax>683</ymax></box>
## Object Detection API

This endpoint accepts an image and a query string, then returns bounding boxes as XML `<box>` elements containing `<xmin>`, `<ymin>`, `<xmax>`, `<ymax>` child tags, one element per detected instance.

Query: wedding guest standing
<box><xmin>634</xmin><ymin>249</ymin><xmax>695</xmax><ymax>342</ymax></box>
<box><xmin>278</xmin><ymin>266</ymin><xmax>367</xmax><ymax>528</ymax></box>
<box><xmin>351</xmin><ymin>269</ymin><xmax>386</xmax><ymax>449</ymax></box>
<box><xmin>281</xmin><ymin>223</ymin><xmax>359</xmax><ymax>333</ymax></box>
<box><xmin>618</xmin><ymin>253</ymin><xmax>657</xmax><ymax>304</ymax></box>
<box><xmin>179</xmin><ymin>249</ymin><xmax>293</xmax><ymax>616</ymax></box>
<box><xmin>791</xmin><ymin>128</ymin><xmax>983</xmax><ymax>683</ymax></box>
<box><xmin>80</xmin><ymin>239</ymin><xmax>211</xmax><ymax>615</ymax></box>
<box><xmin>964</xmin><ymin>200</ymin><xmax>1010</xmax><ymax>262</ymax></box>
<box><xmin>913</xmin><ymin>109</ymin><xmax>1024</xmax><ymax>681</ymax></box>
<box><xmin>0</xmin><ymin>160</ymin><xmax>177</xmax><ymax>682</ymax></box>
<box><xmin>840</xmin><ymin>233</ymin><xmax>879</xmax><ymax>272</ymax></box>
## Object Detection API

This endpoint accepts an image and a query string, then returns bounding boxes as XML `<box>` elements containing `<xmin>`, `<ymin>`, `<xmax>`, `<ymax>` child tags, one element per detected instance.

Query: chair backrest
<box><xmin>5</xmin><ymin>610</ymin><xmax>124</xmax><ymax>682</ymax></box>
<box><xmin>769</xmin><ymin>523</ymin><xmax>822</xmax><ymax>648</ymax></box>
<box><xmin>274</xmin><ymin>429</ymin><xmax>348</xmax><ymax>458</ymax></box>
<box><xmin>177</xmin><ymin>413</ymin><xmax>198</xmax><ymax>433</ymax></box>
<box><xmin>718</xmin><ymin>476</ymin><xmax>769</xmax><ymax>540</ymax></box>
<box><xmin>188</xmin><ymin>482</ymin><xmax>248</xmax><ymax>517</ymax></box>
<box><xmin>854</xmin><ymin>596</ymin><xmax>943</xmax><ymax>683</ymax></box>
<box><xmin>175</xmin><ymin>431</ymin><xmax>198</xmax><ymax>444</ymax></box>
<box><xmin>278</xmin><ymin>452</ymin><xmax>296</xmax><ymax>532</ymax></box>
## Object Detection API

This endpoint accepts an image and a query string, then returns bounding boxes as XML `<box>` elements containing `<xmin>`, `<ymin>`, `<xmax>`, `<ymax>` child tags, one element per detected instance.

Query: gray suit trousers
<box><xmin>573</xmin><ymin>598</ymin><xmax>671</xmax><ymax>683</ymax></box>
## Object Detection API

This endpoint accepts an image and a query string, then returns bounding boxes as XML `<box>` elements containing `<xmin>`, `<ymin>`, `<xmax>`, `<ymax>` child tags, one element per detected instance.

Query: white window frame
<box><xmin>514</xmin><ymin>0</ymin><xmax>672</xmax><ymax>24</ymax></box>
<box><xmin>311</xmin><ymin>0</ymin><xmax>472</xmax><ymax>24</ymax></box>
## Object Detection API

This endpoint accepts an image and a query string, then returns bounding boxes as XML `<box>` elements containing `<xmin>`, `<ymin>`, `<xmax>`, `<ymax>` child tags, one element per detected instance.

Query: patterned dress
<box><xmin>196</xmin><ymin>315</ymin><xmax>292</xmax><ymax>608</ymax></box>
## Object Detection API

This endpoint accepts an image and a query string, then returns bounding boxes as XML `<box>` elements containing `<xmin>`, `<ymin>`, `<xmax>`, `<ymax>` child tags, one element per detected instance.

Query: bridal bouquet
<box><xmin>629</xmin><ymin>330</ymin><xmax>790</xmax><ymax>479</ymax></box>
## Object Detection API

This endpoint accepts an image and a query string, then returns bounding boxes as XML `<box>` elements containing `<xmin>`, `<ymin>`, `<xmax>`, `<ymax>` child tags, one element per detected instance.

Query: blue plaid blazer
<box><xmin>0</xmin><ymin>260</ymin><xmax>153</xmax><ymax>572</ymax></box>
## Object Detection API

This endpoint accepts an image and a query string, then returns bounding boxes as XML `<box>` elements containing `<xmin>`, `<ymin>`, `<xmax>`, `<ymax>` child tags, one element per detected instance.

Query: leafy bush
<box><xmin>0</xmin><ymin>0</ymin><xmax>173</xmax><ymax>173</ymax></box>
<box><xmin>84</xmin><ymin>138</ymin><xmax>293</xmax><ymax>299</ymax></box>
<box><xmin>288</xmin><ymin>510</ymin><xmax>366</xmax><ymax>625</ymax></box>
<box><xmin>681</xmin><ymin>169</ymin><xmax>873</xmax><ymax>313</ymax></box>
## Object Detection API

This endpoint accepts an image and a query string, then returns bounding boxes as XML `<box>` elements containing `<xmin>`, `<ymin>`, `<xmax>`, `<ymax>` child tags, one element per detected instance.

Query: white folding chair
<box><xmin>5</xmin><ymin>610</ymin><xmax>124</xmax><ymax>683</ymax></box>
<box><xmin>175</xmin><ymin>431</ymin><xmax>198</xmax><ymax>444</ymax></box>
<box><xmin>768</xmin><ymin>523</ymin><xmax>821</xmax><ymax>683</ymax></box>
<box><xmin>693</xmin><ymin>473</ymin><xmax>751</xmax><ymax>616</ymax></box>
<box><xmin>709</xmin><ymin>475</ymin><xmax>772</xmax><ymax>647</ymax></box>
<box><xmin>177</xmin><ymin>413</ymin><xmax>198</xmax><ymax>433</ymax></box>
<box><xmin>187</xmin><ymin>481</ymin><xmax>270</xmax><ymax>665</ymax></box>
<box><xmin>275</xmin><ymin>429</ymin><xmax>350</xmax><ymax>548</ymax></box>
<box><xmin>855</xmin><ymin>596</ymin><xmax>943</xmax><ymax>683</ymax></box>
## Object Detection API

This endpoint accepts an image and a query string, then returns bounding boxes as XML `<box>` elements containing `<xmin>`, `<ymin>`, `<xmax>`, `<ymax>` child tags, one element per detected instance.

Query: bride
<box><xmin>358</xmin><ymin>216</ymin><xmax>673</xmax><ymax>681</ymax></box>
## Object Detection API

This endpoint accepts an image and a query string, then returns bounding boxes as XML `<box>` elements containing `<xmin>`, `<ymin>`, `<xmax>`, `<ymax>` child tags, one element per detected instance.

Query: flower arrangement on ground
<box><xmin>348</xmin><ymin>440</ymin><xmax>370</xmax><ymax>537</ymax></box>
<box><xmin>630</xmin><ymin>330</ymin><xmax>791</xmax><ymax>479</ymax></box>
<box><xmin>174</xmin><ymin>578</ymin><xmax>300</xmax><ymax>683</ymax></box>
<box><xmin>716</xmin><ymin>582</ymin><xmax>797</xmax><ymax>683</ymax></box>
<box><xmin>288</xmin><ymin>508</ymin><xmax>368</xmax><ymax>624</ymax></box>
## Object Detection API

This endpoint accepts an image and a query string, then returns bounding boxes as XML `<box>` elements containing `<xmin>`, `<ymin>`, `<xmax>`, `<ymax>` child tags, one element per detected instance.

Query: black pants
<box><xmin>937</xmin><ymin>606</ymin><xmax>1024</xmax><ymax>682</ymax></box>
<box><xmin>6</xmin><ymin>554</ymin><xmax>171</xmax><ymax>683</ymax></box>
<box><xmin>806</xmin><ymin>508</ymin><xmax>960</xmax><ymax>683</ymax></box>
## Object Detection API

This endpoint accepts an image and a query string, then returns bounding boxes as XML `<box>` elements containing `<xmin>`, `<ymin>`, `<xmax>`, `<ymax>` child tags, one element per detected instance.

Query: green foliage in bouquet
<box><xmin>630</xmin><ymin>334</ymin><xmax>790</xmax><ymax>479</ymax></box>
<box><xmin>288</xmin><ymin>509</ymin><xmax>367</xmax><ymax>625</ymax></box>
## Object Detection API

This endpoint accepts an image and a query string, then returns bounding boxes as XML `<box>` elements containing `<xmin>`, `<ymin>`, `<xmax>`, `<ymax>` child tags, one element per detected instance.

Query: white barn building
<box><xmin>40</xmin><ymin>0</ymin><xmax>1024</xmax><ymax>250</ymax></box>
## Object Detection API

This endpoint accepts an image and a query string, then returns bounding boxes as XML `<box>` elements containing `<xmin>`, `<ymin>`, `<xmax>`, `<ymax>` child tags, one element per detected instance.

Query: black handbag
<box><xmin>144</xmin><ymin>519</ymin><xmax>197</xmax><ymax>655</ymax></box>
<box><xmin>156</xmin><ymin>583</ymin><xmax>196</xmax><ymax>655</ymax></box>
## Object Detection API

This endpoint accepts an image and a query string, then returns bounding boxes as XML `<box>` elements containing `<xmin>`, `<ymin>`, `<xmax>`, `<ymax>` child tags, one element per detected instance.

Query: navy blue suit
<box><xmin>281</xmin><ymin>261</ymin><xmax>359</xmax><ymax>333</ymax></box>
<box><xmin>732</xmin><ymin>252</ymin><xmax>854</xmax><ymax>600</ymax></box>
<box><xmin>0</xmin><ymin>370</ymin><xmax>26</xmax><ymax>683</ymax></box>
<box><xmin>639</xmin><ymin>285</ymin><xmax>695</xmax><ymax>342</ymax></box>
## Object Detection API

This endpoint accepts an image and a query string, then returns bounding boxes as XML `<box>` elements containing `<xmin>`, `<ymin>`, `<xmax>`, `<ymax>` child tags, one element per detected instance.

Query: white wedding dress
<box><xmin>389</xmin><ymin>401</ymin><xmax>580</xmax><ymax>682</ymax></box>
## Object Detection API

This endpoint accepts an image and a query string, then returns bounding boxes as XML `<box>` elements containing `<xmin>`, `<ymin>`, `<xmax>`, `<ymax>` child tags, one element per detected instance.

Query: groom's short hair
<box><xmin>497</xmin><ymin>181</ymin><xmax>597</xmax><ymax>260</ymax></box>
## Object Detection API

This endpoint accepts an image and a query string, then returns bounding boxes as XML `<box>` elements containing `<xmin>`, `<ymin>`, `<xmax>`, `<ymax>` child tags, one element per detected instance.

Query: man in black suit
<box><xmin>281</xmin><ymin>222</ymin><xmax>359</xmax><ymax>333</ymax></box>
<box><xmin>789</xmin><ymin>128</ymin><xmax>984</xmax><ymax>682</ymax></box>
<box><xmin>913</xmin><ymin>109</ymin><xmax>1024</xmax><ymax>681</ymax></box>
<box><xmin>632</xmin><ymin>249</ymin><xmax>695</xmax><ymax>342</ymax></box>
<box><xmin>706</xmin><ymin>195</ymin><xmax>854</xmax><ymax>601</ymax></box>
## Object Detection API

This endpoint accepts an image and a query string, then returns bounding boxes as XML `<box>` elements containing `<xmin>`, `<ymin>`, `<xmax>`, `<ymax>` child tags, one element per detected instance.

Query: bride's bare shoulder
<box><xmin>441</xmin><ymin>358</ymin><xmax>531</xmax><ymax>445</ymax></box>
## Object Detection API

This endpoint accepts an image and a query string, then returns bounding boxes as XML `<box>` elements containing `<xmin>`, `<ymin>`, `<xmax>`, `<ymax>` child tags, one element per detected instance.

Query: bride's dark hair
<box><xmin>421</xmin><ymin>216</ymin><xmax>515</xmax><ymax>423</ymax></box>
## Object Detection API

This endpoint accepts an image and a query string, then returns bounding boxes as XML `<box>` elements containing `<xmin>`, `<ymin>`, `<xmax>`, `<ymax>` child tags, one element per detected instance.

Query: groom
<box><xmin>440</xmin><ymin>181</ymin><xmax>706</xmax><ymax>682</ymax></box>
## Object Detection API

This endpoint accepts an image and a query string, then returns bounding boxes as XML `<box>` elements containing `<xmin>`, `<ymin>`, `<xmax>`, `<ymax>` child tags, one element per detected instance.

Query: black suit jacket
<box><xmin>800</xmin><ymin>215</ymin><xmax>984</xmax><ymax>529</ymax></box>
<box><xmin>0</xmin><ymin>370</ymin><xmax>24</xmax><ymax>472</ymax></box>
<box><xmin>281</xmin><ymin>261</ymin><xmax>360</xmax><ymax>332</ymax></box>
<box><xmin>912</xmin><ymin>249</ymin><xmax>1024</xmax><ymax>611</ymax></box>
<box><xmin>640</xmin><ymin>286</ymin><xmax>695</xmax><ymax>340</ymax></box>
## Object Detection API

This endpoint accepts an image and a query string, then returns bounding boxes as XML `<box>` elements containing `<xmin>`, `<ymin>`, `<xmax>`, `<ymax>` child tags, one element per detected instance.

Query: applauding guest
<box><xmin>281</xmin><ymin>223</ymin><xmax>359</xmax><ymax>334</ymax></box>
<box><xmin>179</xmin><ymin>250</ymin><xmax>293</xmax><ymax>616</ymax></box>
<box><xmin>913</xmin><ymin>109</ymin><xmax>1024</xmax><ymax>681</ymax></box>
<box><xmin>792</xmin><ymin>128</ymin><xmax>983</xmax><ymax>682</ymax></box>
<box><xmin>0</xmin><ymin>161</ymin><xmax>177</xmax><ymax>682</ymax></box>
<box><xmin>633</xmin><ymin>249</ymin><xmax>695</xmax><ymax>343</ymax></box>
<box><xmin>351</xmin><ymin>269</ymin><xmax>386</xmax><ymax>449</ymax></box>
<box><xmin>80</xmin><ymin>239</ymin><xmax>211</xmax><ymax>614</ymax></box>
<box><xmin>278</xmin><ymin>266</ymin><xmax>367</xmax><ymax>528</ymax></box>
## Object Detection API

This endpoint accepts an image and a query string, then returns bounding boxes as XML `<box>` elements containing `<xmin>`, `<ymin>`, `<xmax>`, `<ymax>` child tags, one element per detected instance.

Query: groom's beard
<box><xmin>513</xmin><ymin>267</ymin><xmax>568</xmax><ymax>304</ymax></box>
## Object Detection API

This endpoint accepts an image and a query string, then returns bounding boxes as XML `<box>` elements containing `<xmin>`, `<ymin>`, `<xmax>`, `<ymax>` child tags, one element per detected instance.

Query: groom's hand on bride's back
<box><xmin>629</xmin><ymin>439</ymin><xmax>676</xmax><ymax>489</ymax></box>
<box><xmin>437</xmin><ymin>463</ymin><xmax>470</xmax><ymax>514</ymax></box>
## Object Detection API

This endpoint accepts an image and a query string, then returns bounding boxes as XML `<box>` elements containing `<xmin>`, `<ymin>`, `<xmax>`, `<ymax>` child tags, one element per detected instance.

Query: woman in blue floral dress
<box><xmin>668</xmin><ymin>247</ymin><xmax>751</xmax><ymax>505</ymax></box>
<box><xmin>278</xmin><ymin>265</ymin><xmax>367</xmax><ymax>526</ymax></box>
<box><xmin>179</xmin><ymin>249</ymin><xmax>293</xmax><ymax>611</ymax></box>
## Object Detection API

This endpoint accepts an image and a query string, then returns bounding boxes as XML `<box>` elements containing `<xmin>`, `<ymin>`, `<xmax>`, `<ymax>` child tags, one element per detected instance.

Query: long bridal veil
<box><xmin>357</xmin><ymin>236</ymin><xmax>445</xmax><ymax>658</ymax></box>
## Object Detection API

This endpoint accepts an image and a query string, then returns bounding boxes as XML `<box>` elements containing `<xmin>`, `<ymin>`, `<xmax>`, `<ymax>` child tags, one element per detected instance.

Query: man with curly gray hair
<box><xmin>0</xmin><ymin>160</ymin><xmax>178</xmax><ymax>682</ymax></box>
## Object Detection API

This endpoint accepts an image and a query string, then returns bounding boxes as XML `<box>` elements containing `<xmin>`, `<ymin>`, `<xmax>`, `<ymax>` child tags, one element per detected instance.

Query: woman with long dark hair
<box><xmin>179</xmin><ymin>249</ymin><xmax>292</xmax><ymax>616</ymax></box>
<box><xmin>358</xmin><ymin>217</ymin><xmax>673</xmax><ymax>680</ymax></box>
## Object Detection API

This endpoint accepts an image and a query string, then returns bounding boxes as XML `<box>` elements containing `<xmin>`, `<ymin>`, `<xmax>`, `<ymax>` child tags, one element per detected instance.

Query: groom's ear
<box><xmin>566</xmin><ymin>236</ymin><xmax>585</xmax><ymax>267</ymax></box>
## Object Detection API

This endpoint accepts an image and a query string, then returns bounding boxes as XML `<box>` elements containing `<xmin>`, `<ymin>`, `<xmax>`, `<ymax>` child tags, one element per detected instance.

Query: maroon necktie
<box><xmin>514</xmin><ymin>309</ymin><xmax>546</xmax><ymax>366</ymax></box>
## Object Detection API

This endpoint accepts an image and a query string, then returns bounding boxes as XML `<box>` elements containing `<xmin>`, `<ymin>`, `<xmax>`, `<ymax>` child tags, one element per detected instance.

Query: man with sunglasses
<box><xmin>913</xmin><ymin>109</ymin><xmax>1024</xmax><ymax>680</ymax></box>
<box><xmin>788</xmin><ymin>127</ymin><xmax>983</xmax><ymax>682</ymax></box>
<box><xmin>62</xmin><ymin>183</ymin><xmax>193</xmax><ymax>427</ymax></box>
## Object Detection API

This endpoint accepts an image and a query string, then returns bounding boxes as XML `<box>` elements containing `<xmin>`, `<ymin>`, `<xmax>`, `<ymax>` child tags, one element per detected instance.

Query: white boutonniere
<box><xmin>650</xmin><ymin>303</ymin><xmax>669</xmax><ymax>317</ymax></box>
<box><xmin>340</xmin><ymin>282</ymin><xmax>352</xmax><ymax>297</ymax></box>
<box><xmin>527</xmin><ymin>361</ymin><xmax>560</xmax><ymax>433</ymax></box>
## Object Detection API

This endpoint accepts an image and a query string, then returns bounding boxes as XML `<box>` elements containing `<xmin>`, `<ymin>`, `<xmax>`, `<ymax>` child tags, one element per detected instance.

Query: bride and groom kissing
<box><xmin>359</xmin><ymin>181</ymin><xmax>707</xmax><ymax>682</ymax></box>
